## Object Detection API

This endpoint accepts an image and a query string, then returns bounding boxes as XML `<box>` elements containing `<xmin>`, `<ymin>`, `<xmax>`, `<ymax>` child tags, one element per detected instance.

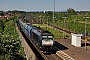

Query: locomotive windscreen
<box><xmin>48</xmin><ymin>36</ymin><xmax>53</xmax><ymax>40</ymax></box>
<box><xmin>42</xmin><ymin>36</ymin><xmax>53</xmax><ymax>40</ymax></box>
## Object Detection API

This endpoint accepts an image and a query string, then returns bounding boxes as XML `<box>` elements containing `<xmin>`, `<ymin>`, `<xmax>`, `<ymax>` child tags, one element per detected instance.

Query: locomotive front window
<box><xmin>42</xmin><ymin>36</ymin><xmax>47</xmax><ymax>40</ymax></box>
<box><xmin>48</xmin><ymin>36</ymin><xmax>53</xmax><ymax>40</ymax></box>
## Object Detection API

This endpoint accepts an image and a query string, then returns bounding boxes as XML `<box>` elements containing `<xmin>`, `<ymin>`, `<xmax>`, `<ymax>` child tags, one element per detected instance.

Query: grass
<box><xmin>33</xmin><ymin>24</ymin><xmax>69</xmax><ymax>39</ymax></box>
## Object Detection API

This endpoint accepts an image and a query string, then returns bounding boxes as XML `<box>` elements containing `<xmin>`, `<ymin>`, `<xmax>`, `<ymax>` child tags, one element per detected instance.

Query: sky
<box><xmin>0</xmin><ymin>0</ymin><xmax>90</xmax><ymax>11</ymax></box>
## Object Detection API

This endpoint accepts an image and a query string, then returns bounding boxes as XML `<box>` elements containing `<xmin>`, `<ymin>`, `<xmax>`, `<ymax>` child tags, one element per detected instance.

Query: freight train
<box><xmin>17</xmin><ymin>19</ymin><xmax>55</xmax><ymax>52</ymax></box>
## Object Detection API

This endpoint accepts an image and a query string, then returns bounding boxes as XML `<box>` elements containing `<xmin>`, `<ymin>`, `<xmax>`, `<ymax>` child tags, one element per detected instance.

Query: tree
<box><xmin>87</xmin><ymin>11</ymin><xmax>90</xmax><ymax>17</ymax></box>
<box><xmin>0</xmin><ymin>18</ymin><xmax>26</xmax><ymax>60</ymax></box>
<box><xmin>67</xmin><ymin>8</ymin><xmax>76</xmax><ymax>16</ymax></box>
<box><xmin>0</xmin><ymin>11</ymin><xmax>4</xmax><ymax>16</ymax></box>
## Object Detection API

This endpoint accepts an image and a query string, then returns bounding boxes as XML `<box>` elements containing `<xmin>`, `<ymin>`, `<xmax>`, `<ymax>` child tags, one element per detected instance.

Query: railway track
<box><xmin>17</xmin><ymin>23</ymin><xmax>62</xmax><ymax>60</ymax></box>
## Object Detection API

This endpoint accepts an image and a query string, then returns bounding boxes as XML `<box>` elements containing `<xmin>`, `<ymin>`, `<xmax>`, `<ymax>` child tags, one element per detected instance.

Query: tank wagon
<box><xmin>17</xmin><ymin>19</ymin><xmax>55</xmax><ymax>52</ymax></box>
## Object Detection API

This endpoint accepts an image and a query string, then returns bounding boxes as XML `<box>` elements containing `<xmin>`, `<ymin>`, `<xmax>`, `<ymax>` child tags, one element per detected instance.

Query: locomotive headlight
<box><xmin>42</xmin><ymin>40</ymin><xmax>45</xmax><ymax>42</ymax></box>
<box><xmin>42</xmin><ymin>40</ymin><xmax>48</xmax><ymax>43</ymax></box>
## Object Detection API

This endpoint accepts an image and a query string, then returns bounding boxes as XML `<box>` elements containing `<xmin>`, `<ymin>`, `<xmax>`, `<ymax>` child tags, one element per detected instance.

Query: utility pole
<box><xmin>62</xmin><ymin>17</ymin><xmax>67</xmax><ymax>29</ymax></box>
<box><xmin>47</xmin><ymin>16</ymin><xmax>49</xmax><ymax>30</ymax></box>
<box><xmin>53</xmin><ymin>0</ymin><xmax>55</xmax><ymax>26</ymax></box>
<box><xmin>53</xmin><ymin>0</ymin><xmax>55</xmax><ymax>33</ymax></box>
<box><xmin>62</xmin><ymin>17</ymin><xmax>67</xmax><ymax>39</ymax></box>
<box><xmin>83</xmin><ymin>16</ymin><xmax>89</xmax><ymax>50</ymax></box>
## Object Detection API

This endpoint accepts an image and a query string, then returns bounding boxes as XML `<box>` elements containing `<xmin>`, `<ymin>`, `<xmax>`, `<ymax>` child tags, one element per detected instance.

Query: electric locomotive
<box><xmin>18</xmin><ymin>19</ymin><xmax>54</xmax><ymax>52</ymax></box>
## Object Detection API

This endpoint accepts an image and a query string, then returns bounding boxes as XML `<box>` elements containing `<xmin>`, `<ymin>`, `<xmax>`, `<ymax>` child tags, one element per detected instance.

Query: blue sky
<box><xmin>0</xmin><ymin>0</ymin><xmax>90</xmax><ymax>11</ymax></box>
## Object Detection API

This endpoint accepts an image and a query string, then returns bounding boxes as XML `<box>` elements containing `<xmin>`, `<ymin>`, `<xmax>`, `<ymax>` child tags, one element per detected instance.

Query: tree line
<box><xmin>28</xmin><ymin>8</ymin><xmax>90</xmax><ymax>34</ymax></box>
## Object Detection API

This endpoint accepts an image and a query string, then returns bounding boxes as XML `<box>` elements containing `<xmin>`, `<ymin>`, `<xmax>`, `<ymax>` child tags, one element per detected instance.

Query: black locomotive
<box><xmin>17</xmin><ymin>19</ymin><xmax>55</xmax><ymax>52</ymax></box>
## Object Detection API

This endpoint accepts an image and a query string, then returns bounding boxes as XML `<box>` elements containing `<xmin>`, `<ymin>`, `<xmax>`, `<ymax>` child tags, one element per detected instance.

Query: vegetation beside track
<box><xmin>0</xmin><ymin>16</ymin><xmax>26</xmax><ymax>60</ymax></box>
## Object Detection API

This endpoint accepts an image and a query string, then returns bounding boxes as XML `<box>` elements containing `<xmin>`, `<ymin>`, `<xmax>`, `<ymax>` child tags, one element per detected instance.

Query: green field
<box><xmin>33</xmin><ymin>24</ymin><xmax>70</xmax><ymax>39</ymax></box>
